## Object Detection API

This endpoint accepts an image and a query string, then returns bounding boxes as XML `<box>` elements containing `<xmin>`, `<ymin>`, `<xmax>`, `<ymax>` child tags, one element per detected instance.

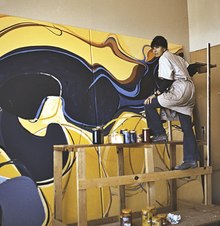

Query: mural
<box><xmin>0</xmin><ymin>14</ymin><xmax>203</xmax><ymax>225</ymax></box>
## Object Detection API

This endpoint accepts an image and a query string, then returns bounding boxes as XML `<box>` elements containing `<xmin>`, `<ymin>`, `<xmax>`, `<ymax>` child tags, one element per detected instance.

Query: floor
<box><xmin>65</xmin><ymin>204</ymin><xmax>220</xmax><ymax>226</ymax></box>
<box><xmin>95</xmin><ymin>204</ymin><xmax>220</xmax><ymax>226</ymax></box>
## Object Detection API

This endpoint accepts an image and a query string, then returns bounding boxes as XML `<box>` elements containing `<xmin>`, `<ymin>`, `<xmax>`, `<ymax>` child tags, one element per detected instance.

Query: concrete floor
<box><xmin>96</xmin><ymin>204</ymin><xmax>220</xmax><ymax>226</ymax></box>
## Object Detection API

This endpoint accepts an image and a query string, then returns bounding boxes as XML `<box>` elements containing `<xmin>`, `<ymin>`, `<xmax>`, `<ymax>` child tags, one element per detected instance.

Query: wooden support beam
<box><xmin>76</xmin><ymin>148</ymin><xmax>87</xmax><ymax>226</ymax></box>
<box><xmin>78</xmin><ymin>167</ymin><xmax>212</xmax><ymax>189</ymax></box>
<box><xmin>169</xmin><ymin>143</ymin><xmax>177</xmax><ymax>210</ymax></box>
<box><xmin>204</xmin><ymin>173</ymin><xmax>212</xmax><ymax>205</ymax></box>
<box><xmin>54</xmin><ymin>150</ymin><xmax>63</xmax><ymax>221</ymax></box>
<box><xmin>117</xmin><ymin>147</ymin><xmax>125</xmax><ymax>213</ymax></box>
<box><xmin>144</xmin><ymin>146</ymin><xmax>155</xmax><ymax>206</ymax></box>
<box><xmin>53</xmin><ymin>141</ymin><xmax>185</xmax><ymax>153</ymax></box>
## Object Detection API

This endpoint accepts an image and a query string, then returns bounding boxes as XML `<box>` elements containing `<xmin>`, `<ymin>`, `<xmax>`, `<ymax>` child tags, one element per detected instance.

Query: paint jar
<box><xmin>142</xmin><ymin>128</ymin><xmax>150</xmax><ymax>143</ymax></box>
<box><xmin>120</xmin><ymin>209</ymin><xmax>132</xmax><ymax>226</ymax></box>
<box><xmin>92</xmin><ymin>127</ymin><xmax>104</xmax><ymax>144</ymax></box>
<box><xmin>130</xmin><ymin>130</ymin><xmax>137</xmax><ymax>143</ymax></box>
<box><xmin>142</xmin><ymin>208</ymin><xmax>152</xmax><ymax>226</ymax></box>
<box><xmin>121</xmin><ymin>129</ymin><xmax>131</xmax><ymax>144</ymax></box>
<box><xmin>141</xmin><ymin>206</ymin><xmax>156</xmax><ymax>226</ymax></box>
<box><xmin>108</xmin><ymin>132</ymin><xmax>124</xmax><ymax>144</ymax></box>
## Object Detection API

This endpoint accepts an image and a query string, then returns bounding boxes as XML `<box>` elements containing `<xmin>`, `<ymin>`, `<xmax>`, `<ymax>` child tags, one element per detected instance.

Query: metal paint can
<box><xmin>142</xmin><ymin>208</ymin><xmax>151</xmax><ymax>226</ymax></box>
<box><xmin>120</xmin><ymin>209</ymin><xmax>132</xmax><ymax>226</ymax></box>
<box><xmin>108</xmin><ymin>132</ymin><xmax>124</xmax><ymax>144</ymax></box>
<box><xmin>141</xmin><ymin>206</ymin><xmax>156</xmax><ymax>226</ymax></box>
<box><xmin>92</xmin><ymin>127</ymin><xmax>104</xmax><ymax>144</ymax></box>
<box><xmin>121</xmin><ymin>129</ymin><xmax>131</xmax><ymax>144</ymax></box>
<box><xmin>142</xmin><ymin>128</ymin><xmax>150</xmax><ymax>143</ymax></box>
<box><xmin>130</xmin><ymin>130</ymin><xmax>137</xmax><ymax>143</ymax></box>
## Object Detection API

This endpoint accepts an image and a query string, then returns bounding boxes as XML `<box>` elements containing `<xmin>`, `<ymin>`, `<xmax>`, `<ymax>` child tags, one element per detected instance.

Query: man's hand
<box><xmin>144</xmin><ymin>94</ymin><xmax>156</xmax><ymax>105</ymax></box>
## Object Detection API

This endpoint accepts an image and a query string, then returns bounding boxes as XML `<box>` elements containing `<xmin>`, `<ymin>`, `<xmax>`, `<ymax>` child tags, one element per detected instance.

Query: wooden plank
<box><xmin>76</xmin><ymin>148</ymin><xmax>87</xmax><ymax>226</ymax></box>
<box><xmin>169</xmin><ymin>143</ymin><xmax>177</xmax><ymax>210</ymax></box>
<box><xmin>144</xmin><ymin>146</ymin><xmax>155</xmax><ymax>206</ymax></box>
<box><xmin>204</xmin><ymin>173</ymin><xmax>212</xmax><ymax>205</ymax></box>
<box><xmin>79</xmin><ymin>167</ymin><xmax>212</xmax><ymax>189</ymax></box>
<box><xmin>54</xmin><ymin>140</ymin><xmax>207</xmax><ymax>152</ymax></box>
<box><xmin>54</xmin><ymin>150</ymin><xmax>63</xmax><ymax>221</ymax></box>
<box><xmin>206</xmin><ymin>43</ymin><xmax>211</xmax><ymax>168</ymax></box>
<box><xmin>53</xmin><ymin>141</ymin><xmax>186</xmax><ymax>152</ymax></box>
<box><xmin>117</xmin><ymin>147</ymin><xmax>125</xmax><ymax>212</ymax></box>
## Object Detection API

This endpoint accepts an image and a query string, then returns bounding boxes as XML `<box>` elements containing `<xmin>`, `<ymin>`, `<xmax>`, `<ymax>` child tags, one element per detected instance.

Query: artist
<box><xmin>144</xmin><ymin>35</ymin><xmax>199</xmax><ymax>170</ymax></box>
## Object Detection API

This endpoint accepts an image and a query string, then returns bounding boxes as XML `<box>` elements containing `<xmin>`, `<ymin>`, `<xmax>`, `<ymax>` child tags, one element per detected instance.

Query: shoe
<box><xmin>174</xmin><ymin>161</ymin><xmax>198</xmax><ymax>170</ymax></box>
<box><xmin>151</xmin><ymin>134</ymin><xmax>168</xmax><ymax>143</ymax></box>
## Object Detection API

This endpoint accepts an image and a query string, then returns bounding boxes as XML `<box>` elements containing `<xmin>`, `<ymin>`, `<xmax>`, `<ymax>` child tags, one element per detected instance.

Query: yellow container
<box><xmin>141</xmin><ymin>206</ymin><xmax>156</xmax><ymax>226</ymax></box>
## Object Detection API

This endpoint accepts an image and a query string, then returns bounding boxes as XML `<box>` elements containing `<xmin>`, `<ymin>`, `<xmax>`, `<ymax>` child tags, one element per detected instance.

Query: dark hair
<box><xmin>151</xmin><ymin>36</ymin><xmax>168</xmax><ymax>49</ymax></box>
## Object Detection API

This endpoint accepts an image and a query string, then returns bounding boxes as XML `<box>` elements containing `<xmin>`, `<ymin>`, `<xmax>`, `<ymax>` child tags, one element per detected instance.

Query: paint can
<box><xmin>108</xmin><ymin>132</ymin><xmax>124</xmax><ymax>144</ymax></box>
<box><xmin>120</xmin><ymin>129</ymin><xmax>131</xmax><ymax>144</ymax></box>
<box><xmin>142</xmin><ymin>128</ymin><xmax>150</xmax><ymax>143</ymax></box>
<box><xmin>120</xmin><ymin>209</ymin><xmax>132</xmax><ymax>226</ymax></box>
<box><xmin>141</xmin><ymin>206</ymin><xmax>156</xmax><ymax>226</ymax></box>
<box><xmin>130</xmin><ymin>130</ymin><xmax>137</xmax><ymax>143</ymax></box>
<box><xmin>92</xmin><ymin>127</ymin><xmax>104</xmax><ymax>144</ymax></box>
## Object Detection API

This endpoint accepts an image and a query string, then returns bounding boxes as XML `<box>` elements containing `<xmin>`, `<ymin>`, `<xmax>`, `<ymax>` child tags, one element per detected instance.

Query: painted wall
<box><xmin>1</xmin><ymin>0</ymin><xmax>218</xmax><ymax>220</ymax></box>
<box><xmin>187</xmin><ymin>0</ymin><xmax>220</xmax><ymax>51</ymax></box>
<box><xmin>0</xmin><ymin>0</ymin><xmax>190</xmax><ymax>57</ymax></box>
<box><xmin>0</xmin><ymin>13</ymin><xmax>205</xmax><ymax>225</ymax></box>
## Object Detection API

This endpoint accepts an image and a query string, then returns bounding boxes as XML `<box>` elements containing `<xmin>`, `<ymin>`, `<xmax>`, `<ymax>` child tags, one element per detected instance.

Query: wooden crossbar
<box><xmin>79</xmin><ymin>167</ymin><xmax>212</xmax><ymax>189</ymax></box>
<box><xmin>53</xmin><ymin>140</ymin><xmax>186</xmax><ymax>152</ymax></box>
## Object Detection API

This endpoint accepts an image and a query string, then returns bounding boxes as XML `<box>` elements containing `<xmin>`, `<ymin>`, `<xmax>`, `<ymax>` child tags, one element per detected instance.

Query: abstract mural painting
<box><xmin>0</xmin><ymin>14</ymin><xmax>204</xmax><ymax>225</ymax></box>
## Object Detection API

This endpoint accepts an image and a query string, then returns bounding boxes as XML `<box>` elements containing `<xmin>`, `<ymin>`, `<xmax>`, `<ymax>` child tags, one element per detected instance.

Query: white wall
<box><xmin>0</xmin><ymin>0</ymin><xmax>190</xmax><ymax>56</ymax></box>
<box><xmin>187</xmin><ymin>0</ymin><xmax>220</xmax><ymax>51</ymax></box>
<box><xmin>188</xmin><ymin>0</ymin><xmax>220</xmax><ymax>205</ymax></box>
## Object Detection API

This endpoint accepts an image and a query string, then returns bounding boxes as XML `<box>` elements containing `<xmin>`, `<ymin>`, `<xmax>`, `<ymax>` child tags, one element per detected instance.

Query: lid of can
<box><xmin>95</xmin><ymin>126</ymin><xmax>102</xmax><ymax>130</ymax></box>
<box><xmin>122</xmin><ymin>209</ymin><xmax>132</xmax><ymax>214</ymax></box>
<box><xmin>142</xmin><ymin>206</ymin><xmax>156</xmax><ymax>214</ymax></box>
<box><xmin>142</xmin><ymin>206</ymin><xmax>156</xmax><ymax>212</ymax></box>
<box><xmin>143</xmin><ymin>128</ymin><xmax>150</xmax><ymax>131</ymax></box>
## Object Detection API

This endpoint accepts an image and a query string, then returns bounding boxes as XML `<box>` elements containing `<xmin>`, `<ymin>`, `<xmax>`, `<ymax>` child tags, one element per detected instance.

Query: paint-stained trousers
<box><xmin>144</xmin><ymin>97</ymin><xmax>199</xmax><ymax>162</ymax></box>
